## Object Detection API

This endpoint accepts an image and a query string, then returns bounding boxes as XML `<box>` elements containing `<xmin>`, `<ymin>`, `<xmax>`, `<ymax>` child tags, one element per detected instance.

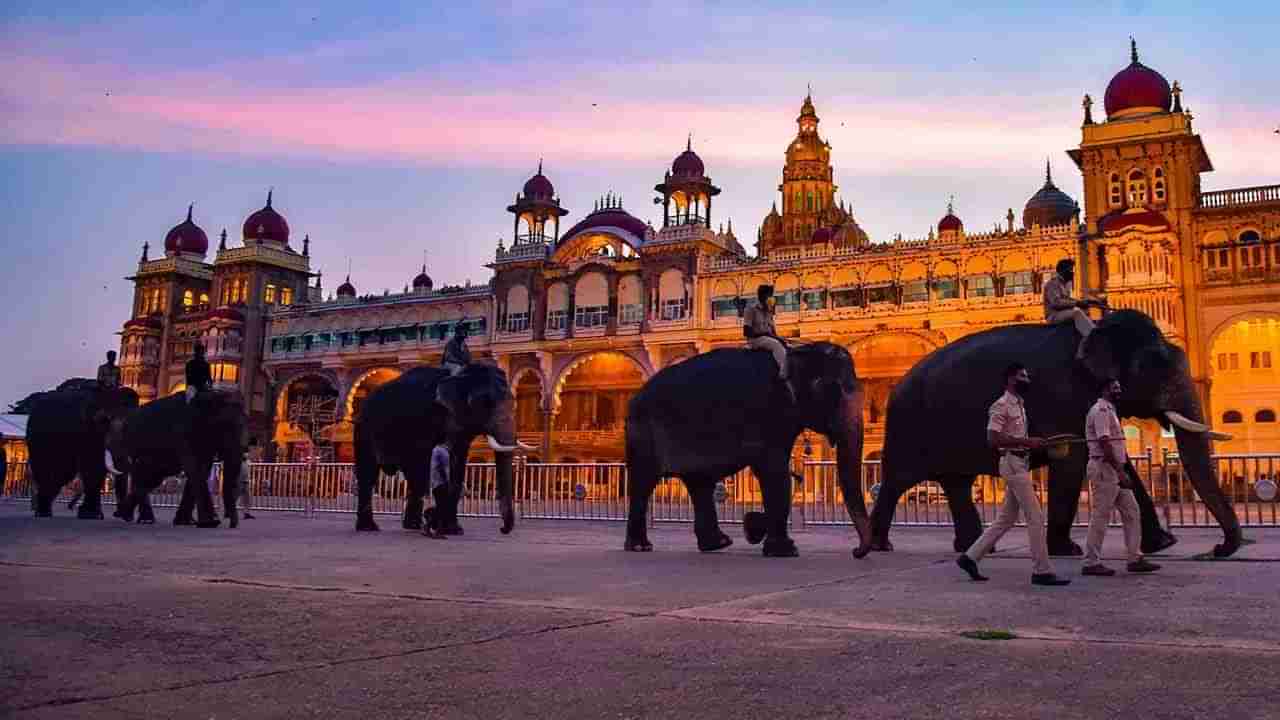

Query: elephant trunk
<box><xmin>1166</xmin><ymin>383</ymin><xmax>1242</xmax><ymax>557</ymax></box>
<box><xmin>835</xmin><ymin>385</ymin><xmax>872</xmax><ymax>559</ymax></box>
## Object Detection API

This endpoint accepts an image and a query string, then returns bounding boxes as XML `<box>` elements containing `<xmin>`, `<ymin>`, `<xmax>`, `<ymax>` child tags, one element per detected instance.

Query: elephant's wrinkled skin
<box><xmin>626</xmin><ymin>342</ymin><xmax>872</xmax><ymax>558</ymax></box>
<box><xmin>353</xmin><ymin>364</ymin><xmax>518</xmax><ymax>535</ymax></box>
<box><xmin>28</xmin><ymin>384</ymin><xmax>139</xmax><ymax>518</ymax></box>
<box><xmin>871</xmin><ymin>310</ymin><xmax>1242</xmax><ymax>558</ymax></box>
<box><xmin>107</xmin><ymin>390</ymin><xmax>247</xmax><ymax>528</ymax></box>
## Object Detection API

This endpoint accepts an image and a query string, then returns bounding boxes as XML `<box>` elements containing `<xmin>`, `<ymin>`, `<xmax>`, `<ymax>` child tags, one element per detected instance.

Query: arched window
<box><xmin>806</xmin><ymin>192</ymin><xmax>814</xmax><ymax>211</ymax></box>
<box><xmin>1222</xmin><ymin>410</ymin><xmax>1244</xmax><ymax>424</ymax></box>
<box><xmin>1152</xmin><ymin>167</ymin><xmax>1166</xmax><ymax>203</ymax></box>
<box><xmin>1127</xmin><ymin>169</ymin><xmax>1148</xmax><ymax>206</ymax></box>
<box><xmin>1109</xmin><ymin>172</ymin><xmax>1122</xmax><ymax>208</ymax></box>
<box><xmin>1256</xmin><ymin>409</ymin><xmax>1277</xmax><ymax>423</ymax></box>
<box><xmin>199</xmin><ymin>293</ymin><xmax>209</xmax><ymax>306</ymax></box>
<box><xmin>182</xmin><ymin>290</ymin><xmax>194</xmax><ymax>308</ymax></box>
<box><xmin>1240</xmin><ymin>230</ymin><xmax>1263</xmax><ymax>270</ymax></box>
<box><xmin>1239</xmin><ymin>230</ymin><xmax>1261</xmax><ymax>244</ymax></box>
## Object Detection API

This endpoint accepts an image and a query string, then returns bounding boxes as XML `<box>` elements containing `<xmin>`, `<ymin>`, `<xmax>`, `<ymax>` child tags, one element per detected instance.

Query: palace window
<box><xmin>1257</xmin><ymin>409</ymin><xmax>1277</xmax><ymax>423</ymax></box>
<box><xmin>280</xmin><ymin>287</ymin><xmax>294</xmax><ymax>306</ymax></box>
<box><xmin>1002</xmin><ymin>271</ymin><xmax>1035</xmax><ymax>296</ymax></box>
<box><xmin>1153</xmin><ymin>167</ymin><xmax>1166</xmax><ymax>203</ymax></box>
<box><xmin>1222</xmin><ymin>410</ymin><xmax>1243</xmax><ymax>424</ymax></box>
<box><xmin>806</xmin><ymin>192</ymin><xmax>814</xmax><ymax>211</ymax></box>
<box><xmin>546</xmin><ymin>309</ymin><xmax>567</xmax><ymax>331</ymax></box>
<box><xmin>967</xmin><ymin>274</ymin><xmax>995</xmax><ymax>298</ymax></box>
<box><xmin>866</xmin><ymin>285</ymin><xmax>894</xmax><ymax>305</ymax></box>
<box><xmin>199</xmin><ymin>293</ymin><xmax>209</xmax><ymax>306</ymax></box>
<box><xmin>1217</xmin><ymin>352</ymin><xmax>1239</xmax><ymax>371</ymax></box>
<box><xmin>619</xmin><ymin>303</ymin><xmax>643</xmax><ymax>324</ymax></box>
<box><xmin>264</xmin><ymin>284</ymin><xmax>277</xmax><ymax>304</ymax></box>
<box><xmin>1109</xmin><ymin>173</ymin><xmax>1122</xmax><ymax>208</ymax></box>
<box><xmin>801</xmin><ymin>289</ymin><xmax>826</xmax><ymax>311</ymax></box>
<box><xmin>902</xmin><ymin>281</ymin><xmax>929</xmax><ymax>304</ymax></box>
<box><xmin>831</xmin><ymin>287</ymin><xmax>860</xmax><ymax>308</ymax></box>
<box><xmin>339</xmin><ymin>332</ymin><xmax>354</xmax><ymax>347</ymax></box>
<box><xmin>1127</xmin><ymin>170</ymin><xmax>1148</xmax><ymax>206</ymax></box>
<box><xmin>1251</xmin><ymin>351</ymin><xmax>1273</xmax><ymax>369</ymax></box>
<box><xmin>183</xmin><ymin>290</ymin><xmax>194</xmax><ymax>308</ymax></box>
<box><xmin>575</xmin><ymin>305</ymin><xmax>608</xmax><ymax>328</ymax></box>
<box><xmin>660</xmin><ymin>298</ymin><xmax>687</xmax><ymax>321</ymax></box>
<box><xmin>775</xmin><ymin>289</ymin><xmax>801</xmax><ymax>313</ymax></box>
<box><xmin>710</xmin><ymin>298</ymin><xmax>740</xmax><ymax>319</ymax></box>
<box><xmin>506</xmin><ymin>312</ymin><xmax>530</xmax><ymax>333</ymax></box>
<box><xmin>933</xmin><ymin>278</ymin><xmax>959</xmax><ymax>301</ymax></box>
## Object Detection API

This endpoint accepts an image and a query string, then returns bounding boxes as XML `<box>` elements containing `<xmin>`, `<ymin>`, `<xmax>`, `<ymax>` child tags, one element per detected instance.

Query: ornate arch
<box><xmin>341</xmin><ymin>366</ymin><xmax>403</xmax><ymax>419</ymax></box>
<box><xmin>549</xmin><ymin>350</ymin><xmax>650</xmax><ymax>412</ymax></box>
<box><xmin>273</xmin><ymin>369</ymin><xmax>342</xmax><ymax>422</ymax></box>
<box><xmin>509</xmin><ymin>365</ymin><xmax>547</xmax><ymax>404</ymax></box>
<box><xmin>1206</xmin><ymin>310</ymin><xmax>1280</xmax><ymax>355</ymax></box>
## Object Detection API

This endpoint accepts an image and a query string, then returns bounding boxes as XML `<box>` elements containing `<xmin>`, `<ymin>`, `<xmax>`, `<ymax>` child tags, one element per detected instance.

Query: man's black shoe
<box><xmin>1031</xmin><ymin>573</ymin><xmax>1071</xmax><ymax>586</ymax></box>
<box><xmin>956</xmin><ymin>555</ymin><xmax>988</xmax><ymax>582</ymax></box>
<box><xmin>1127</xmin><ymin>559</ymin><xmax>1161</xmax><ymax>573</ymax></box>
<box><xmin>1081</xmin><ymin>564</ymin><xmax>1116</xmax><ymax>577</ymax></box>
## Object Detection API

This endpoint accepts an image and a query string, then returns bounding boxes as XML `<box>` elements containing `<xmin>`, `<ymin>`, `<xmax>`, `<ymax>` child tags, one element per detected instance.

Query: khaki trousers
<box><xmin>747</xmin><ymin>336</ymin><xmax>788</xmax><ymax>379</ymax></box>
<box><xmin>1084</xmin><ymin>460</ymin><xmax>1141</xmax><ymax>565</ymax></box>
<box><xmin>1047</xmin><ymin>308</ymin><xmax>1094</xmax><ymax>338</ymax></box>
<box><xmin>965</xmin><ymin>456</ymin><xmax>1053</xmax><ymax>575</ymax></box>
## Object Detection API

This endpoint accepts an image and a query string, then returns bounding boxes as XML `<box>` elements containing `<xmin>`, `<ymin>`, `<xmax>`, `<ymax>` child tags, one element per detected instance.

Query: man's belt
<box><xmin>1002</xmin><ymin>450</ymin><xmax>1030</xmax><ymax>458</ymax></box>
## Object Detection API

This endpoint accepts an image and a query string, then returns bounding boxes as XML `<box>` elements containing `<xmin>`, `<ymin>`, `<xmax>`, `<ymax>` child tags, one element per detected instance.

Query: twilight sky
<box><xmin>2</xmin><ymin>2</ymin><xmax>1278</xmax><ymax>405</ymax></box>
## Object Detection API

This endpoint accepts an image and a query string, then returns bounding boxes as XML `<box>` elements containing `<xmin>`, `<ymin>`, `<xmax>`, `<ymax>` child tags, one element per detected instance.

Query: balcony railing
<box><xmin>1199</xmin><ymin>184</ymin><xmax>1280</xmax><ymax>210</ymax></box>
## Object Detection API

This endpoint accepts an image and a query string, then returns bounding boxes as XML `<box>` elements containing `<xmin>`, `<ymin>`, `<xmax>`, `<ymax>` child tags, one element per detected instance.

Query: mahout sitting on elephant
<box><xmin>625</xmin><ymin>341</ymin><xmax>873</xmax><ymax>558</ymax></box>
<box><xmin>28</xmin><ymin>381</ymin><xmax>139</xmax><ymax>518</ymax></box>
<box><xmin>353</xmin><ymin>363</ymin><xmax>526</xmax><ymax>535</ymax></box>
<box><xmin>870</xmin><ymin>310</ymin><xmax>1242</xmax><ymax>558</ymax></box>
<box><xmin>107</xmin><ymin>389</ymin><xmax>246</xmax><ymax>528</ymax></box>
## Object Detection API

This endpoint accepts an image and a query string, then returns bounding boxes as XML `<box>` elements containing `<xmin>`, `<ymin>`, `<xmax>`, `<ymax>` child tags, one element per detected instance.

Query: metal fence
<box><xmin>2</xmin><ymin>452</ymin><xmax>1277</xmax><ymax>528</ymax></box>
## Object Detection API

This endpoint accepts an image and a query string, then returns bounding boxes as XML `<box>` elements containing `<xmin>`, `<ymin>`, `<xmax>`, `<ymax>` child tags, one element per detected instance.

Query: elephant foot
<box><xmin>173</xmin><ymin>516</ymin><xmax>195</xmax><ymax>526</ymax></box>
<box><xmin>402</xmin><ymin>515</ymin><xmax>423</xmax><ymax>531</ymax></box>
<box><xmin>624</xmin><ymin>535</ymin><xmax>653</xmax><ymax>552</ymax></box>
<box><xmin>869</xmin><ymin>537</ymin><xmax>894</xmax><ymax>552</ymax></box>
<box><xmin>34</xmin><ymin>509</ymin><xmax>52</xmax><ymax>518</ymax></box>
<box><xmin>196</xmin><ymin>518</ymin><xmax>221</xmax><ymax>529</ymax></box>
<box><xmin>762</xmin><ymin>536</ymin><xmax>799</xmax><ymax>558</ymax></box>
<box><xmin>355</xmin><ymin>514</ymin><xmax>381</xmax><ymax>532</ymax></box>
<box><xmin>1213</xmin><ymin>535</ymin><xmax>1242</xmax><ymax>558</ymax></box>
<box><xmin>1048</xmin><ymin>540</ymin><xmax>1083</xmax><ymax>557</ymax></box>
<box><xmin>1141</xmin><ymin>529</ymin><xmax>1178</xmax><ymax>555</ymax></box>
<box><xmin>138</xmin><ymin>505</ymin><xmax>156</xmax><ymax>525</ymax></box>
<box><xmin>228</xmin><ymin>515</ymin><xmax>239</xmax><ymax>529</ymax></box>
<box><xmin>697</xmin><ymin>531</ymin><xmax>733</xmax><ymax>553</ymax></box>
<box><xmin>743</xmin><ymin>511</ymin><xmax>768</xmax><ymax>545</ymax></box>
<box><xmin>76</xmin><ymin>506</ymin><xmax>104</xmax><ymax>520</ymax></box>
<box><xmin>440</xmin><ymin>521</ymin><xmax>464</xmax><ymax>536</ymax></box>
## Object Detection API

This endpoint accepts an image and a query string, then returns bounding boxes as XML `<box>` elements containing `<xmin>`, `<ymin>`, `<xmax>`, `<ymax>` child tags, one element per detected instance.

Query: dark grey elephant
<box><xmin>353</xmin><ymin>364</ymin><xmax>526</xmax><ymax>534</ymax></box>
<box><xmin>871</xmin><ymin>310</ymin><xmax>1242</xmax><ymax>558</ymax></box>
<box><xmin>107</xmin><ymin>390</ymin><xmax>247</xmax><ymax>528</ymax></box>
<box><xmin>28</xmin><ymin>383</ymin><xmax>139</xmax><ymax>518</ymax></box>
<box><xmin>625</xmin><ymin>342</ymin><xmax>872</xmax><ymax>558</ymax></box>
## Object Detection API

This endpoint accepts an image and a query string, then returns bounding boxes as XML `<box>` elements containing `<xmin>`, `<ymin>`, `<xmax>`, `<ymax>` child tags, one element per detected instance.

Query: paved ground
<box><xmin>2</xmin><ymin>503</ymin><xmax>1278</xmax><ymax>720</ymax></box>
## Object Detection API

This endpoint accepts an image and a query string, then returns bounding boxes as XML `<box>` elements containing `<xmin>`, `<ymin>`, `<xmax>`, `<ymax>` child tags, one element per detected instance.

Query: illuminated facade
<box><xmin>123</xmin><ymin>43</ymin><xmax>1280</xmax><ymax>463</ymax></box>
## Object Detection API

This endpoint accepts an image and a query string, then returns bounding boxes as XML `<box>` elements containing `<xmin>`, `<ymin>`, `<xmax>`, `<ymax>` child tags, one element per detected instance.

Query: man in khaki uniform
<box><xmin>96</xmin><ymin>351</ymin><xmax>121</xmax><ymax>389</ymax></box>
<box><xmin>1043</xmin><ymin>259</ymin><xmax>1094</xmax><ymax>359</ymax></box>
<box><xmin>1082</xmin><ymin>378</ymin><xmax>1160</xmax><ymax>576</ymax></box>
<box><xmin>957</xmin><ymin>363</ymin><xmax>1071</xmax><ymax>586</ymax></box>
<box><xmin>743</xmin><ymin>284</ymin><xmax>794</xmax><ymax>401</ymax></box>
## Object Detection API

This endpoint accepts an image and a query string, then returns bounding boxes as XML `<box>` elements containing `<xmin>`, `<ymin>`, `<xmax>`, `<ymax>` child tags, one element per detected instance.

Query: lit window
<box><xmin>280</xmin><ymin>287</ymin><xmax>293</xmax><ymax>306</ymax></box>
<box><xmin>831</xmin><ymin>287</ymin><xmax>861</xmax><ymax>308</ymax></box>
<box><xmin>660</xmin><ymin>298</ymin><xmax>687</xmax><ymax>321</ymax></box>
<box><xmin>619</xmin><ymin>304</ymin><xmax>643</xmax><ymax>324</ymax></box>
<box><xmin>1257</xmin><ymin>409</ymin><xmax>1277</xmax><ymax>423</ymax></box>
<box><xmin>1153</xmin><ymin>167</ymin><xmax>1166</xmax><ymax>202</ymax></box>
<box><xmin>574</xmin><ymin>305</ymin><xmax>608</xmax><ymax>328</ymax></box>
<box><xmin>199</xmin><ymin>293</ymin><xmax>209</xmax><ymax>306</ymax></box>
<box><xmin>866</xmin><ymin>285</ymin><xmax>894</xmax><ymax>304</ymax></box>
<box><xmin>1222</xmin><ymin>410</ymin><xmax>1243</xmax><ymax>424</ymax></box>
<box><xmin>1109</xmin><ymin>173</ymin><xmax>1122</xmax><ymax>207</ymax></box>
<box><xmin>1002</xmin><ymin>271</ymin><xmax>1035</xmax><ymax>296</ymax></box>
<box><xmin>1264</xmin><ymin>351</ymin><xmax>1273</xmax><ymax>369</ymax></box>
<box><xmin>1218</xmin><ymin>353</ymin><xmax>1228</xmax><ymax>371</ymax></box>
<box><xmin>967</xmin><ymin>275</ymin><xmax>995</xmax><ymax>298</ymax></box>
<box><xmin>183</xmin><ymin>290</ymin><xmax>194</xmax><ymax>308</ymax></box>
<box><xmin>264</xmin><ymin>284</ymin><xmax>277</xmax><ymax>304</ymax></box>
<box><xmin>546</xmin><ymin>309</ymin><xmax>567</xmax><ymax>331</ymax></box>
<box><xmin>801</xmin><ymin>289</ymin><xmax>827</xmax><ymax>310</ymax></box>
<box><xmin>1127</xmin><ymin>170</ymin><xmax>1148</xmax><ymax>206</ymax></box>
<box><xmin>506</xmin><ymin>312</ymin><xmax>529</xmax><ymax>333</ymax></box>
<box><xmin>710</xmin><ymin>298</ymin><xmax>740</xmax><ymax>319</ymax></box>
<box><xmin>933</xmin><ymin>278</ymin><xmax>959</xmax><ymax>300</ymax></box>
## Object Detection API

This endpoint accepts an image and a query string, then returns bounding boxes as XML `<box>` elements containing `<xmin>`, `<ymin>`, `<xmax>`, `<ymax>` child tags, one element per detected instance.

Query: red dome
<box><xmin>522</xmin><ymin>161</ymin><xmax>556</xmax><ymax>201</ymax></box>
<box><xmin>336</xmin><ymin>275</ymin><xmax>357</xmax><ymax>298</ymax></box>
<box><xmin>811</xmin><ymin>226</ymin><xmax>834</xmax><ymax>244</ymax></box>
<box><xmin>559</xmin><ymin>207</ymin><xmax>649</xmax><ymax>245</ymax></box>
<box><xmin>1104</xmin><ymin>42</ymin><xmax>1171</xmax><ymax>119</ymax></box>
<box><xmin>243</xmin><ymin>190</ymin><xmax>290</xmax><ymax>244</ymax></box>
<box><xmin>164</xmin><ymin>205</ymin><xmax>208</xmax><ymax>257</ymax></box>
<box><xmin>412</xmin><ymin>265</ymin><xmax>433</xmax><ymax>290</ymax></box>
<box><xmin>937</xmin><ymin>210</ymin><xmax>963</xmax><ymax>233</ymax></box>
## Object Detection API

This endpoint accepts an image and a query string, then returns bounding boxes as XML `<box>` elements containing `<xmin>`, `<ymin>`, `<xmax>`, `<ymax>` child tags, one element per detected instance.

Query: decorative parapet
<box><xmin>134</xmin><ymin>256</ymin><xmax>214</xmax><ymax>280</ymax></box>
<box><xmin>494</xmin><ymin>241</ymin><xmax>551</xmax><ymax>264</ymax></box>
<box><xmin>215</xmin><ymin>244</ymin><xmax>310</xmax><ymax>272</ymax></box>
<box><xmin>1198</xmin><ymin>184</ymin><xmax>1280</xmax><ymax>210</ymax></box>
<box><xmin>268</xmin><ymin>285</ymin><xmax>491</xmax><ymax>318</ymax></box>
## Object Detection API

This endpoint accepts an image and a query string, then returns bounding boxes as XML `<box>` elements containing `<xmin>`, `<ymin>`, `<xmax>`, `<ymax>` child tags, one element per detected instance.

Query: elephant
<box><xmin>28</xmin><ymin>383</ymin><xmax>139</xmax><ymax>518</ymax></box>
<box><xmin>107</xmin><ymin>389</ymin><xmax>247</xmax><ymax>528</ymax></box>
<box><xmin>870</xmin><ymin>310</ymin><xmax>1242</xmax><ymax>558</ymax></box>
<box><xmin>353</xmin><ymin>363</ymin><xmax>526</xmax><ymax>534</ymax></box>
<box><xmin>625</xmin><ymin>341</ymin><xmax>873</xmax><ymax>558</ymax></box>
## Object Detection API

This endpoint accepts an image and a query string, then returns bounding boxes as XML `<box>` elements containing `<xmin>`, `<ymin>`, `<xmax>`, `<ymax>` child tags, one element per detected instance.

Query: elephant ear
<box><xmin>1080</xmin><ymin>328</ymin><xmax>1123</xmax><ymax>383</ymax></box>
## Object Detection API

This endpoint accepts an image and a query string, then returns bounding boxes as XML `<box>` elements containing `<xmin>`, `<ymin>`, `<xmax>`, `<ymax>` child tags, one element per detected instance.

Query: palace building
<box><xmin>119</xmin><ymin>42</ymin><xmax>1280</xmax><ymax>464</ymax></box>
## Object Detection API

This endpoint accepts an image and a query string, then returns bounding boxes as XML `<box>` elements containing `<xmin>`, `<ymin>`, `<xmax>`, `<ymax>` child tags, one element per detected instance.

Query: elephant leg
<box><xmin>869</xmin><ymin>465</ymin><xmax>917</xmax><ymax>553</ymax></box>
<box><xmin>1128</xmin><ymin>465</ymin><xmax>1177</xmax><ymax>554</ymax></box>
<box><xmin>1046</xmin><ymin>450</ymin><xmax>1085</xmax><ymax>556</ymax></box>
<box><xmin>182</xmin><ymin>456</ymin><xmax>220</xmax><ymax>528</ymax></box>
<box><xmin>940</xmin><ymin>474</ymin><xmax>982</xmax><ymax>553</ymax></box>
<box><xmin>402</xmin><ymin>463</ymin><xmax>429</xmax><ymax>532</ymax></box>
<box><xmin>137</xmin><ymin>495</ymin><xmax>156</xmax><ymax>524</ymax></box>
<box><xmin>35</xmin><ymin>465</ymin><xmax>74</xmax><ymax>517</ymax></box>
<box><xmin>685</xmin><ymin>475</ymin><xmax>731</xmax><ymax>552</ymax></box>
<box><xmin>174</xmin><ymin>473</ymin><xmax>197</xmax><ymax>525</ymax></box>
<box><xmin>753</xmin><ymin>456</ymin><xmax>797</xmax><ymax>558</ymax></box>
<box><xmin>76</xmin><ymin>460</ymin><xmax>106</xmax><ymax>520</ymax></box>
<box><xmin>624</xmin><ymin>465</ymin><xmax>657</xmax><ymax>552</ymax></box>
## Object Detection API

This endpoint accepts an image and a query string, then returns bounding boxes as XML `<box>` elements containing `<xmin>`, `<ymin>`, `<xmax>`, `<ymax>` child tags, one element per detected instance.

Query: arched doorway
<box><xmin>850</xmin><ymin>331</ymin><xmax>938</xmax><ymax>457</ymax></box>
<box><xmin>275</xmin><ymin>375</ymin><xmax>341</xmax><ymax>462</ymax></box>
<box><xmin>512</xmin><ymin>369</ymin><xmax>545</xmax><ymax>445</ymax></box>
<box><xmin>552</xmin><ymin>352</ymin><xmax>646</xmax><ymax>462</ymax></box>
<box><xmin>347</xmin><ymin>368</ymin><xmax>402</xmax><ymax>421</ymax></box>
<box><xmin>1208</xmin><ymin>315</ymin><xmax>1280</xmax><ymax>454</ymax></box>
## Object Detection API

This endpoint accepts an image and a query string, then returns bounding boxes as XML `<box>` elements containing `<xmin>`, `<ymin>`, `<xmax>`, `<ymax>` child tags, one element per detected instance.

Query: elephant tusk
<box><xmin>1208</xmin><ymin>431</ymin><xmax>1234</xmax><ymax>441</ymax></box>
<box><xmin>104</xmin><ymin>450</ymin><xmax>123</xmax><ymax>477</ymax></box>
<box><xmin>517</xmin><ymin>440</ymin><xmax>537</xmax><ymax>451</ymax></box>
<box><xmin>1164</xmin><ymin>411</ymin><xmax>1211</xmax><ymax>434</ymax></box>
<box><xmin>486</xmin><ymin>434</ymin><xmax>520</xmax><ymax>453</ymax></box>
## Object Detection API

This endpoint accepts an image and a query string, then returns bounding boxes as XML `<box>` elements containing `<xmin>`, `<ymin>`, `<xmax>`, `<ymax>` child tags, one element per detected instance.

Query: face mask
<box><xmin>1061</xmin><ymin>272</ymin><xmax>1074</xmax><ymax>284</ymax></box>
<box><xmin>1014</xmin><ymin>380</ymin><xmax>1032</xmax><ymax>394</ymax></box>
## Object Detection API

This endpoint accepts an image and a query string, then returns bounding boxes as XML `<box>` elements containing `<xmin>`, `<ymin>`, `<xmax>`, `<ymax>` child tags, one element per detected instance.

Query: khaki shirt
<box><xmin>1042</xmin><ymin>274</ymin><xmax>1076</xmax><ymax>319</ymax></box>
<box><xmin>987</xmin><ymin>391</ymin><xmax>1028</xmax><ymax>441</ymax></box>
<box><xmin>1086</xmin><ymin>397</ymin><xmax>1126</xmax><ymax>462</ymax></box>
<box><xmin>97</xmin><ymin>363</ymin><xmax>121</xmax><ymax>388</ymax></box>
<box><xmin>743</xmin><ymin>299</ymin><xmax>776</xmax><ymax>337</ymax></box>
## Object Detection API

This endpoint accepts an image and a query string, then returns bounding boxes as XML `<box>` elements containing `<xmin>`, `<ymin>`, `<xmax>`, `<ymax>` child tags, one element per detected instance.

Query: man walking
<box><xmin>957</xmin><ymin>363</ymin><xmax>1071</xmax><ymax>586</ymax></box>
<box><xmin>1082</xmin><ymin>378</ymin><xmax>1160</xmax><ymax>576</ymax></box>
<box><xmin>742</xmin><ymin>284</ymin><xmax>794</xmax><ymax>401</ymax></box>
<box><xmin>422</xmin><ymin>440</ymin><xmax>451</xmax><ymax>539</ymax></box>
<box><xmin>1043</xmin><ymin>259</ymin><xmax>1095</xmax><ymax>360</ymax></box>
<box><xmin>238</xmin><ymin>437</ymin><xmax>259</xmax><ymax>520</ymax></box>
